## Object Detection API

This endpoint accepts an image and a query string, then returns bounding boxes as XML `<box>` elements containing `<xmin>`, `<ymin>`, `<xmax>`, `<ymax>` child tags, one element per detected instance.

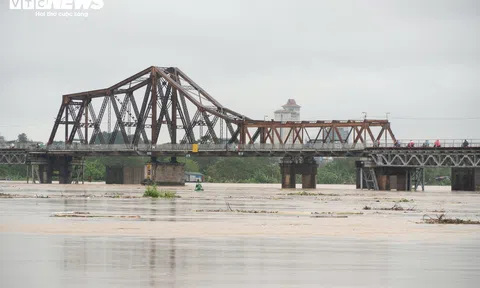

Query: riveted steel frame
<box><xmin>0</xmin><ymin>151</ymin><xmax>27</xmax><ymax>164</ymax></box>
<box><xmin>368</xmin><ymin>148</ymin><xmax>480</xmax><ymax>168</ymax></box>
<box><xmin>47</xmin><ymin>66</ymin><xmax>396</xmax><ymax>147</ymax></box>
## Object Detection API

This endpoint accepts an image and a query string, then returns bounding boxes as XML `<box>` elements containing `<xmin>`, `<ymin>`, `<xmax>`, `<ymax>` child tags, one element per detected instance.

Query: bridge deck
<box><xmin>2</xmin><ymin>144</ymin><xmax>479</xmax><ymax>167</ymax></box>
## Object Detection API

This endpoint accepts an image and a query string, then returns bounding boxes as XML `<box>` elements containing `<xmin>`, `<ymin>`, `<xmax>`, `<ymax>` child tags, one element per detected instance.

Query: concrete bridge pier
<box><xmin>38</xmin><ymin>161</ymin><xmax>53</xmax><ymax>184</ymax></box>
<box><xmin>280</xmin><ymin>159</ymin><xmax>295</xmax><ymax>188</ymax></box>
<box><xmin>356</xmin><ymin>160</ymin><xmax>424</xmax><ymax>191</ymax></box>
<box><xmin>56</xmin><ymin>156</ymin><xmax>73</xmax><ymax>184</ymax></box>
<box><xmin>34</xmin><ymin>156</ymin><xmax>84</xmax><ymax>184</ymax></box>
<box><xmin>451</xmin><ymin>168</ymin><xmax>480</xmax><ymax>191</ymax></box>
<box><xmin>146</xmin><ymin>156</ymin><xmax>185</xmax><ymax>186</ymax></box>
<box><xmin>280</xmin><ymin>156</ymin><xmax>317</xmax><ymax>189</ymax></box>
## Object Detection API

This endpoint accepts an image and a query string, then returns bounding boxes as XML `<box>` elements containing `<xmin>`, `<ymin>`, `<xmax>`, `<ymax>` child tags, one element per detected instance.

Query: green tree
<box><xmin>317</xmin><ymin>158</ymin><xmax>357</xmax><ymax>184</ymax></box>
<box><xmin>424</xmin><ymin>168</ymin><xmax>451</xmax><ymax>186</ymax></box>
<box><xmin>178</xmin><ymin>158</ymin><xmax>200</xmax><ymax>172</ymax></box>
<box><xmin>84</xmin><ymin>159</ymin><xmax>105</xmax><ymax>181</ymax></box>
<box><xmin>18</xmin><ymin>133</ymin><xmax>28</xmax><ymax>143</ymax></box>
<box><xmin>205</xmin><ymin>157</ymin><xmax>280</xmax><ymax>183</ymax></box>
<box><xmin>0</xmin><ymin>165</ymin><xmax>27</xmax><ymax>180</ymax></box>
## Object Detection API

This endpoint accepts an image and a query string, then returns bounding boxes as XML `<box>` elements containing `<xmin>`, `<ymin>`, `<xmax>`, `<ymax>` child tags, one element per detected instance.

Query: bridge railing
<box><xmin>372</xmin><ymin>139</ymin><xmax>480</xmax><ymax>148</ymax></box>
<box><xmin>141</xmin><ymin>143</ymin><xmax>365</xmax><ymax>152</ymax></box>
<box><xmin>0</xmin><ymin>143</ymin><xmax>42</xmax><ymax>149</ymax></box>
<box><xmin>15</xmin><ymin>142</ymin><xmax>365</xmax><ymax>152</ymax></box>
<box><xmin>4</xmin><ymin>139</ymin><xmax>479</xmax><ymax>152</ymax></box>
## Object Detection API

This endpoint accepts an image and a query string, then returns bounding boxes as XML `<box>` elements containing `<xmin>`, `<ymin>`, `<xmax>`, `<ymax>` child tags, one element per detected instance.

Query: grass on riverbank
<box><xmin>143</xmin><ymin>185</ymin><xmax>179</xmax><ymax>198</ymax></box>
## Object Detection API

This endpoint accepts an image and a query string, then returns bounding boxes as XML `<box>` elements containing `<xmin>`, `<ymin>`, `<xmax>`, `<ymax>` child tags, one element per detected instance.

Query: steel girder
<box><xmin>240</xmin><ymin>119</ymin><xmax>396</xmax><ymax>145</ymax></box>
<box><xmin>368</xmin><ymin>149</ymin><xmax>480</xmax><ymax>168</ymax></box>
<box><xmin>47</xmin><ymin>66</ymin><xmax>396</xmax><ymax>146</ymax></box>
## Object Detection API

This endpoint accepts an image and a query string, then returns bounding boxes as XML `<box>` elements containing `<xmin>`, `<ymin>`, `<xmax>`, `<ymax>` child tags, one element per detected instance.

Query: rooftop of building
<box><xmin>282</xmin><ymin>99</ymin><xmax>301</xmax><ymax>108</ymax></box>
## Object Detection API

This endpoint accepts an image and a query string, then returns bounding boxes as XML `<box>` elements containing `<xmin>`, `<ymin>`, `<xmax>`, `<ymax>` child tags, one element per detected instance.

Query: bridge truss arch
<box><xmin>47</xmin><ymin>66</ymin><xmax>396</xmax><ymax>148</ymax></box>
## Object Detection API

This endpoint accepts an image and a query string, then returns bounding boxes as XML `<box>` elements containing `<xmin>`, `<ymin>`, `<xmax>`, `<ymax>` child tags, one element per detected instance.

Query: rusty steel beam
<box><xmin>88</xmin><ymin>101</ymin><xmax>106</xmax><ymax>144</ymax></box>
<box><xmin>108</xmin><ymin>94</ymin><xmax>130</xmax><ymax>144</ymax></box>
<box><xmin>154</xmin><ymin>81</ymin><xmax>173</xmax><ymax>142</ymax></box>
<box><xmin>172</xmin><ymin>72</ymin><xmax>194</xmax><ymax>143</ymax></box>
<box><xmin>151</xmin><ymin>68</ymin><xmax>158</xmax><ymax>144</ymax></box>
<box><xmin>171</xmin><ymin>83</ymin><xmax>178</xmax><ymax>144</ymax></box>
<box><xmin>47</xmin><ymin>102</ymin><xmax>66</xmax><ymax>145</ymax></box>
<box><xmin>128</xmin><ymin>91</ymin><xmax>148</xmax><ymax>144</ymax></box>
<box><xmin>109</xmin><ymin>94</ymin><xmax>129</xmax><ymax>145</ymax></box>
<box><xmin>64</xmin><ymin>67</ymin><xmax>152</xmax><ymax>100</ymax></box>
<box><xmin>132</xmin><ymin>82</ymin><xmax>151</xmax><ymax>145</ymax></box>
<box><xmin>67</xmin><ymin>101</ymin><xmax>85</xmax><ymax>144</ymax></box>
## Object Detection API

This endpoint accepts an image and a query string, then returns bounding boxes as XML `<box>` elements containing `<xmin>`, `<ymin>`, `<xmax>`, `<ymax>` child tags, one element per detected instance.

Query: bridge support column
<box><xmin>57</xmin><ymin>156</ymin><xmax>73</xmax><ymax>184</ymax></box>
<box><xmin>452</xmin><ymin>168</ymin><xmax>480</xmax><ymax>191</ymax></box>
<box><xmin>300</xmin><ymin>158</ymin><xmax>317</xmax><ymax>189</ymax></box>
<box><xmin>36</xmin><ymin>156</ymin><xmax>83</xmax><ymax>184</ymax></box>
<box><xmin>280</xmin><ymin>157</ymin><xmax>317</xmax><ymax>189</ymax></box>
<box><xmin>38</xmin><ymin>163</ymin><xmax>53</xmax><ymax>184</ymax></box>
<box><xmin>280</xmin><ymin>159</ymin><xmax>295</xmax><ymax>188</ymax></box>
<box><xmin>37</xmin><ymin>157</ymin><xmax>54</xmax><ymax>184</ymax></box>
<box><xmin>356</xmin><ymin>161</ymin><xmax>422</xmax><ymax>191</ymax></box>
<box><xmin>356</xmin><ymin>160</ymin><xmax>380</xmax><ymax>190</ymax></box>
<box><xmin>148</xmin><ymin>161</ymin><xmax>185</xmax><ymax>186</ymax></box>
<box><xmin>396</xmin><ymin>172</ymin><xmax>408</xmax><ymax>191</ymax></box>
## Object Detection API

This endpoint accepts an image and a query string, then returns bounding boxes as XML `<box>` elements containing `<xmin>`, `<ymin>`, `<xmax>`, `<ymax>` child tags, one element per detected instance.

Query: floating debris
<box><xmin>311</xmin><ymin>211</ymin><xmax>362</xmax><ymax>215</ymax></box>
<box><xmin>0</xmin><ymin>193</ymin><xmax>17</xmax><ymax>198</ymax></box>
<box><xmin>364</xmin><ymin>204</ymin><xmax>415</xmax><ymax>211</ymax></box>
<box><xmin>194</xmin><ymin>209</ymin><xmax>278</xmax><ymax>214</ymax></box>
<box><xmin>310</xmin><ymin>215</ymin><xmax>348</xmax><ymax>218</ymax></box>
<box><xmin>51</xmin><ymin>212</ymin><xmax>141</xmax><ymax>219</ymax></box>
<box><xmin>422</xmin><ymin>214</ymin><xmax>480</xmax><ymax>225</ymax></box>
<box><xmin>287</xmin><ymin>191</ymin><xmax>340</xmax><ymax>196</ymax></box>
<box><xmin>395</xmin><ymin>198</ymin><xmax>413</xmax><ymax>203</ymax></box>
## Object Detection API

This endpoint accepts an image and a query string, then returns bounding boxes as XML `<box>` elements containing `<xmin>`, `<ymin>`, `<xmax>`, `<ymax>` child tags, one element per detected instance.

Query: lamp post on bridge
<box><xmin>386</xmin><ymin>112</ymin><xmax>390</xmax><ymax>146</ymax></box>
<box><xmin>362</xmin><ymin>112</ymin><xmax>367</xmax><ymax>146</ymax></box>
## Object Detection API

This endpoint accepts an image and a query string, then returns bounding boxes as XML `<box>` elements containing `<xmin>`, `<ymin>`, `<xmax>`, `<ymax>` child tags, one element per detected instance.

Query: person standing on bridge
<box><xmin>434</xmin><ymin>139</ymin><xmax>441</xmax><ymax>148</ymax></box>
<box><xmin>407</xmin><ymin>140</ymin><xmax>415</xmax><ymax>148</ymax></box>
<box><xmin>462</xmin><ymin>139</ymin><xmax>469</xmax><ymax>148</ymax></box>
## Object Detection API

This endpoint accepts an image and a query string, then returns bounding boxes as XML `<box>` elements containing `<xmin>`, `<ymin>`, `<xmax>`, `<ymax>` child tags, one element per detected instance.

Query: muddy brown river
<box><xmin>1</xmin><ymin>182</ymin><xmax>479</xmax><ymax>287</ymax></box>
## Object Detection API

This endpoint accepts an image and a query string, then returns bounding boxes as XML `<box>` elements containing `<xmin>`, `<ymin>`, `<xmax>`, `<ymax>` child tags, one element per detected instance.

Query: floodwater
<box><xmin>1</xmin><ymin>182</ymin><xmax>480</xmax><ymax>287</ymax></box>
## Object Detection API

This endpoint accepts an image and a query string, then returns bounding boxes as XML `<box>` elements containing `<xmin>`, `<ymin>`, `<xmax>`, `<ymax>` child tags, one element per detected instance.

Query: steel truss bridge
<box><xmin>0</xmin><ymin>66</ymin><xmax>478</xmax><ymax>189</ymax></box>
<box><xmin>45</xmin><ymin>66</ymin><xmax>397</xmax><ymax>147</ymax></box>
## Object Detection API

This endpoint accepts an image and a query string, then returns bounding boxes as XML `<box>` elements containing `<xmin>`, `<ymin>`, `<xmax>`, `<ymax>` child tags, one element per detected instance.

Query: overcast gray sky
<box><xmin>0</xmin><ymin>0</ymin><xmax>478</xmax><ymax>142</ymax></box>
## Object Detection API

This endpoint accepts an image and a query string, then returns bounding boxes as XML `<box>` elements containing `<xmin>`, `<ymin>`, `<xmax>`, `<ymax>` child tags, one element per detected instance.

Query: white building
<box><xmin>274</xmin><ymin>99</ymin><xmax>301</xmax><ymax>144</ymax></box>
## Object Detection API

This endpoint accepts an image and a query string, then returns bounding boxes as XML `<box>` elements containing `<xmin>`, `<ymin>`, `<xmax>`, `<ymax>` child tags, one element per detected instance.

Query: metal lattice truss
<box><xmin>369</xmin><ymin>149</ymin><xmax>480</xmax><ymax>168</ymax></box>
<box><xmin>240</xmin><ymin>119</ymin><xmax>395</xmax><ymax>145</ymax></box>
<box><xmin>0</xmin><ymin>150</ymin><xmax>27</xmax><ymax>164</ymax></box>
<box><xmin>47</xmin><ymin>66</ymin><xmax>396</xmax><ymax>146</ymax></box>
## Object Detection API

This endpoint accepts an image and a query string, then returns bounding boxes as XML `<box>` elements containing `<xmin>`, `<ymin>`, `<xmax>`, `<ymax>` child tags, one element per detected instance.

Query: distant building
<box><xmin>274</xmin><ymin>99</ymin><xmax>301</xmax><ymax>144</ymax></box>
<box><xmin>325</xmin><ymin>128</ymin><xmax>349</xmax><ymax>143</ymax></box>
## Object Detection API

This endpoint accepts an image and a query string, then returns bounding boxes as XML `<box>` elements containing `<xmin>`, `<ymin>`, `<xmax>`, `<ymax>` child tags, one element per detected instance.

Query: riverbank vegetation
<box><xmin>0</xmin><ymin>156</ymin><xmax>453</xmax><ymax>185</ymax></box>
